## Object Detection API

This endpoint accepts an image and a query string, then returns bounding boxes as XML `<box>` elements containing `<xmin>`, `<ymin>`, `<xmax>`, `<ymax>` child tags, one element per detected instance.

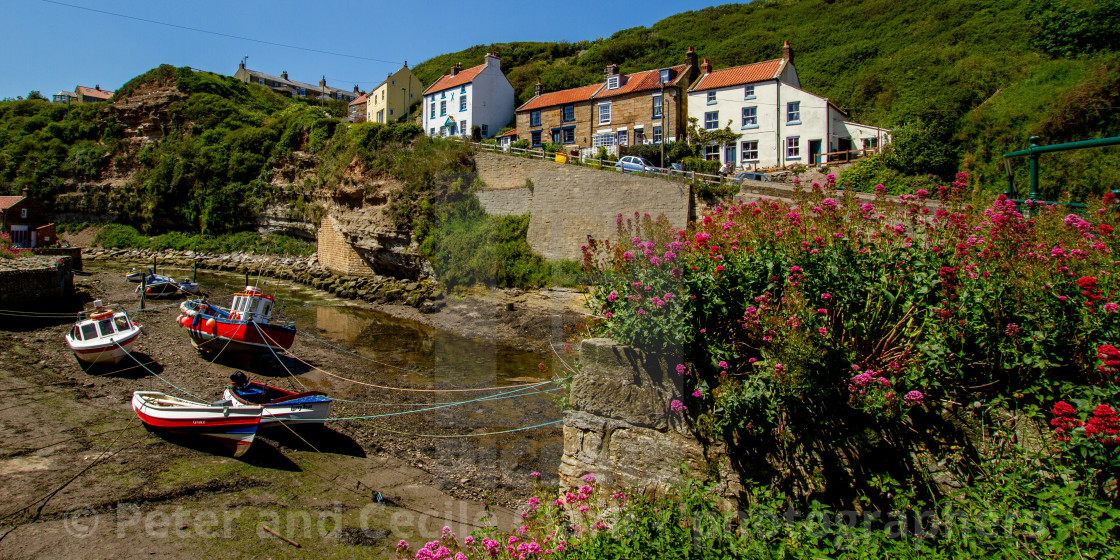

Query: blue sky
<box><xmin>1</xmin><ymin>0</ymin><xmax>724</xmax><ymax>99</ymax></box>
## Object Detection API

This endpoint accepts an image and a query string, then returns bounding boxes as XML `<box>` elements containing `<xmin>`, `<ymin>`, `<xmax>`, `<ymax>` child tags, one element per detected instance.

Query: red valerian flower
<box><xmin>1085</xmin><ymin>404</ymin><xmax>1119</xmax><ymax>443</ymax></box>
<box><xmin>1050</xmin><ymin>401</ymin><xmax>1082</xmax><ymax>441</ymax></box>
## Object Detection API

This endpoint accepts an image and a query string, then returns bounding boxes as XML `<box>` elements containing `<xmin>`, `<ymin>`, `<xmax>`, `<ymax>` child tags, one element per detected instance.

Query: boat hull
<box><xmin>131</xmin><ymin>391</ymin><xmax>261</xmax><ymax>457</ymax></box>
<box><xmin>222</xmin><ymin>386</ymin><xmax>331</xmax><ymax>426</ymax></box>
<box><xmin>66</xmin><ymin>325</ymin><xmax>142</xmax><ymax>365</ymax></box>
<box><xmin>179</xmin><ymin>300</ymin><xmax>295</xmax><ymax>354</ymax></box>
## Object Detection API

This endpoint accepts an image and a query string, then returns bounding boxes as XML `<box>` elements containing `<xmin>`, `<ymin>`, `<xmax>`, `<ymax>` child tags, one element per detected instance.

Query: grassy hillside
<box><xmin>415</xmin><ymin>0</ymin><xmax>1120</xmax><ymax>199</ymax></box>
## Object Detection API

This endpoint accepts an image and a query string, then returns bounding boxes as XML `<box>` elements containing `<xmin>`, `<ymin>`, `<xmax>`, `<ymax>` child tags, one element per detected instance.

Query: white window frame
<box><xmin>440</xmin><ymin>100</ymin><xmax>446</xmax><ymax>116</ymax></box>
<box><xmin>21</xmin><ymin>208</ymin><xmax>28</xmax><ymax>219</ymax></box>
<box><xmin>652</xmin><ymin>126</ymin><xmax>663</xmax><ymax>144</ymax></box>
<box><xmin>460</xmin><ymin>95</ymin><xmax>467</xmax><ymax>111</ymax></box>
<box><xmin>704</xmin><ymin>111</ymin><xmax>719</xmax><ymax>130</ymax></box>
<box><xmin>741</xmin><ymin>106</ymin><xmax>757</xmax><ymax>128</ymax></box>
<box><xmin>787</xmin><ymin>101</ymin><xmax>800</xmax><ymax>123</ymax></box>
<box><xmin>744</xmin><ymin>85</ymin><xmax>755</xmax><ymax>99</ymax></box>
<box><xmin>652</xmin><ymin>94</ymin><xmax>663</xmax><ymax>118</ymax></box>
<box><xmin>741</xmin><ymin>140</ymin><xmax>759</xmax><ymax>162</ymax></box>
<box><xmin>704</xmin><ymin>144</ymin><xmax>719</xmax><ymax>161</ymax></box>
<box><xmin>607</xmin><ymin>75</ymin><xmax>620</xmax><ymax>90</ymax></box>
<box><xmin>706</xmin><ymin>91</ymin><xmax>716</xmax><ymax>104</ymax></box>
<box><xmin>786</xmin><ymin>136</ymin><xmax>801</xmax><ymax>159</ymax></box>
<box><xmin>617</xmin><ymin>130</ymin><xmax>628</xmax><ymax>146</ymax></box>
<box><xmin>598</xmin><ymin>102</ymin><xmax>611</xmax><ymax>125</ymax></box>
<box><xmin>659</xmin><ymin>69</ymin><xmax>670</xmax><ymax>83</ymax></box>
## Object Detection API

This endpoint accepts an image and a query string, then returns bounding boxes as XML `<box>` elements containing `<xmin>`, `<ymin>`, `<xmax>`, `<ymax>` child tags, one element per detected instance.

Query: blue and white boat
<box><xmin>222</xmin><ymin>372</ymin><xmax>331</xmax><ymax>426</ymax></box>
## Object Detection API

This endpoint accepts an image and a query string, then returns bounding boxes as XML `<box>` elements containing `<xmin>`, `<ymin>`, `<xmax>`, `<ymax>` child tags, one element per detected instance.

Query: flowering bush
<box><xmin>0</xmin><ymin>232</ymin><xmax>31</xmax><ymax>259</ymax></box>
<box><xmin>583</xmin><ymin>174</ymin><xmax>1120</xmax><ymax>503</ymax></box>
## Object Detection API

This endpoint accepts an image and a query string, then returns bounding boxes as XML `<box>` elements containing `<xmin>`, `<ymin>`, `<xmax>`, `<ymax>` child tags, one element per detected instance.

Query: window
<box><xmin>744</xmin><ymin>85</ymin><xmax>755</xmax><ymax>99</ymax></box>
<box><xmin>81</xmin><ymin>323</ymin><xmax>97</xmax><ymax>341</ymax></box>
<box><xmin>787</xmin><ymin>101</ymin><xmax>800</xmax><ymax>124</ymax></box>
<box><xmin>704</xmin><ymin>111</ymin><xmax>719</xmax><ymax>130</ymax></box>
<box><xmin>530</xmin><ymin>110</ymin><xmax>541</xmax><ymax>127</ymax></box>
<box><xmin>607</xmin><ymin>75</ymin><xmax>620</xmax><ymax>90</ymax></box>
<box><xmin>652</xmin><ymin>94</ymin><xmax>663</xmax><ymax>118</ymax></box>
<box><xmin>704</xmin><ymin>145</ymin><xmax>719</xmax><ymax>161</ymax></box>
<box><xmin>863</xmin><ymin>137</ymin><xmax>879</xmax><ymax>149</ymax></box>
<box><xmin>598</xmin><ymin>102</ymin><xmax>611</xmax><ymax>124</ymax></box>
<box><xmin>741</xmin><ymin>140</ymin><xmax>759</xmax><ymax>161</ymax></box>
<box><xmin>562</xmin><ymin>127</ymin><xmax>575</xmax><ymax>144</ymax></box>
<box><xmin>531</xmin><ymin>131</ymin><xmax>542</xmax><ymax>147</ymax></box>
<box><xmin>389</xmin><ymin>109</ymin><xmax>394</xmax><ymax>116</ymax></box>
<box><xmin>592</xmin><ymin>133</ymin><xmax>615</xmax><ymax>148</ymax></box>
<box><xmin>461</xmin><ymin>121</ymin><xmax>467</xmax><ymax>135</ymax></box>
<box><xmin>440</xmin><ymin>100</ymin><xmax>446</xmax><ymax>116</ymax></box>
<box><xmin>634</xmin><ymin>129</ymin><xmax>644</xmax><ymax>145</ymax></box>
<box><xmin>482</xmin><ymin>124</ymin><xmax>488</xmax><ymax>137</ymax></box>
<box><xmin>430</xmin><ymin>103</ymin><xmax>435</xmax><ymax>118</ymax></box>
<box><xmin>706</xmin><ymin>91</ymin><xmax>716</xmax><ymax>104</ymax></box>
<box><xmin>617</xmin><ymin>130</ymin><xmax>628</xmax><ymax>146</ymax></box>
<box><xmin>741</xmin><ymin>106</ymin><xmax>757</xmax><ymax>128</ymax></box>
<box><xmin>653</xmin><ymin>126</ymin><xmax>663</xmax><ymax>144</ymax></box>
<box><xmin>659</xmin><ymin>69</ymin><xmax>671</xmax><ymax>83</ymax></box>
<box><xmin>460</xmin><ymin>95</ymin><xmax>467</xmax><ymax>111</ymax></box>
<box><xmin>461</xmin><ymin>86</ymin><xmax>467</xmax><ymax>94</ymax></box>
<box><xmin>552</xmin><ymin>129</ymin><xmax>562</xmax><ymax>145</ymax></box>
<box><xmin>391</xmin><ymin>80</ymin><xmax>395</xmax><ymax>85</ymax></box>
<box><xmin>21</xmin><ymin>208</ymin><xmax>28</xmax><ymax>219</ymax></box>
<box><xmin>562</xmin><ymin>104</ymin><xmax>575</xmax><ymax>122</ymax></box>
<box><xmin>786</xmin><ymin>136</ymin><xmax>800</xmax><ymax>159</ymax></box>
<box><xmin>430</xmin><ymin>128</ymin><xmax>435</xmax><ymax>135</ymax></box>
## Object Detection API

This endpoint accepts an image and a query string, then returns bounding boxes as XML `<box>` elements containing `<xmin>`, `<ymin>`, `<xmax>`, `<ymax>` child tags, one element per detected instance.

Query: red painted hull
<box><xmin>182</xmin><ymin>319</ymin><xmax>295</xmax><ymax>353</ymax></box>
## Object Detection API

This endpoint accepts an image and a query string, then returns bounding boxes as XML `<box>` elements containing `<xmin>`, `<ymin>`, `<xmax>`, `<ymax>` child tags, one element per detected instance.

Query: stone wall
<box><xmin>317</xmin><ymin>216</ymin><xmax>376</xmax><ymax>276</ymax></box>
<box><xmin>475</xmin><ymin>188</ymin><xmax>532</xmax><ymax>216</ymax></box>
<box><xmin>0</xmin><ymin>255</ymin><xmax>74</xmax><ymax>308</ymax></box>
<box><xmin>560</xmin><ymin>338</ymin><xmax>740</xmax><ymax>498</ymax></box>
<box><xmin>475</xmin><ymin>152</ymin><xmax>691</xmax><ymax>262</ymax></box>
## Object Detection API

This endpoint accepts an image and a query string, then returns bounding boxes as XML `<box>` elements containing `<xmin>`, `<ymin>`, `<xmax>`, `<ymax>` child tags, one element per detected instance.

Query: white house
<box><xmin>686</xmin><ymin>42</ymin><xmax>890</xmax><ymax>170</ymax></box>
<box><xmin>421</xmin><ymin>52</ymin><xmax>515</xmax><ymax>139</ymax></box>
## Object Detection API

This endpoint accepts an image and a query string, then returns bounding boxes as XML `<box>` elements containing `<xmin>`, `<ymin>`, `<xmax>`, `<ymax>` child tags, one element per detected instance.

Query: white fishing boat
<box><xmin>64</xmin><ymin>300</ymin><xmax>146</xmax><ymax>365</ymax></box>
<box><xmin>223</xmin><ymin>372</ymin><xmax>331</xmax><ymax>426</ymax></box>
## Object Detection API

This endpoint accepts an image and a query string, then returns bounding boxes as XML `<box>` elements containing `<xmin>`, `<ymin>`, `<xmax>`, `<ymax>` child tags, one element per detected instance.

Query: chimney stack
<box><xmin>450</xmin><ymin>62</ymin><xmax>462</xmax><ymax>76</ymax></box>
<box><xmin>239</xmin><ymin>60</ymin><xmax>245</xmax><ymax>70</ymax></box>
<box><xmin>604</xmin><ymin>64</ymin><xmax>620</xmax><ymax>81</ymax></box>
<box><xmin>701</xmin><ymin>59</ymin><xmax>711</xmax><ymax>74</ymax></box>
<box><xmin>534</xmin><ymin>78</ymin><xmax>542</xmax><ymax>97</ymax></box>
<box><xmin>353</xmin><ymin>85</ymin><xmax>360</xmax><ymax>93</ymax></box>
<box><xmin>782</xmin><ymin>41</ymin><xmax>793</xmax><ymax>65</ymax></box>
<box><xmin>685</xmin><ymin>46</ymin><xmax>698</xmax><ymax>69</ymax></box>
<box><xmin>95</xmin><ymin>84</ymin><xmax>100</xmax><ymax>91</ymax></box>
<box><xmin>281</xmin><ymin>70</ymin><xmax>288</xmax><ymax>80</ymax></box>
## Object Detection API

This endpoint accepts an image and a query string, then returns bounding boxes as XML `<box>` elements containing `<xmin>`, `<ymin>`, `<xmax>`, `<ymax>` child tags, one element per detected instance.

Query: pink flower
<box><xmin>821</xmin><ymin>293</ymin><xmax>832</xmax><ymax>300</ymax></box>
<box><xmin>670</xmin><ymin>399</ymin><xmax>688</xmax><ymax>414</ymax></box>
<box><xmin>464</xmin><ymin>536</ymin><xmax>475</xmax><ymax>547</ymax></box>
<box><xmin>456</xmin><ymin>553</ymin><xmax>468</xmax><ymax>560</ymax></box>
<box><xmin>718</xmin><ymin>360</ymin><xmax>728</xmax><ymax>368</ymax></box>
<box><xmin>622</xmin><ymin>251</ymin><xmax>634</xmax><ymax>261</ymax></box>
<box><xmin>903</xmin><ymin>391</ymin><xmax>925</xmax><ymax>405</ymax></box>
<box><xmin>692</xmin><ymin>388</ymin><xmax>703</xmax><ymax>398</ymax></box>
<box><xmin>578</xmin><ymin>505</ymin><xmax>590</xmax><ymax>512</ymax></box>
<box><xmin>818</xmin><ymin>327</ymin><xmax>828</xmax><ymax>336</ymax></box>
<box><xmin>676</xmin><ymin>363</ymin><xmax>688</xmax><ymax>375</ymax></box>
<box><xmin>607</xmin><ymin>291</ymin><xmax>617</xmax><ymax>302</ymax></box>
<box><xmin>582</xmin><ymin>473</ymin><xmax>596</xmax><ymax>483</ymax></box>
<box><xmin>1104</xmin><ymin>302</ymin><xmax>1119</xmax><ymax>313</ymax></box>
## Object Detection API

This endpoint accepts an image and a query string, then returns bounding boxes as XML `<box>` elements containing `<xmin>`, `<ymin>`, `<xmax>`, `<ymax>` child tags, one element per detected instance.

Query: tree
<box><xmin>685</xmin><ymin>117</ymin><xmax>741</xmax><ymax>152</ymax></box>
<box><xmin>26</xmin><ymin>91</ymin><xmax>45</xmax><ymax>101</ymax></box>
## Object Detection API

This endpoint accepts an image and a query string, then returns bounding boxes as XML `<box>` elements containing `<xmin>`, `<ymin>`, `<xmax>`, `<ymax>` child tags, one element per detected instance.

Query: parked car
<box><xmin>734</xmin><ymin>171</ymin><xmax>772</xmax><ymax>185</ymax></box>
<box><xmin>615</xmin><ymin>156</ymin><xmax>657</xmax><ymax>173</ymax></box>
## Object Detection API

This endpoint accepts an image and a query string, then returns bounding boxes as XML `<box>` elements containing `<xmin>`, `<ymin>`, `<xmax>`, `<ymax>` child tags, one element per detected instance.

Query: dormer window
<box><xmin>607</xmin><ymin>75</ymin><xmax>620</xmax><ymax>90</ymax></box>
<box><xmin>659</xmin><ymin>69</ymin><xmax>671</xmax><ymax>84</ymax></box>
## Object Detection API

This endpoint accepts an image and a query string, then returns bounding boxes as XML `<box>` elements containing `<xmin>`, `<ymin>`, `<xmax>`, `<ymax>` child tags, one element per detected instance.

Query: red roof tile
<box><xmin>75</xmin><ymin>86</ymin><xmax>113</xmax><ymax>100</ymax></box>
<box><xmin>517</xmin><ymin>83</ymin><xmax>604</xmax><ymax>111</ymax></box>
<box><xmin>690</xmin><ymin>59</ymin><xmax>784</xmax><ymax>92</ymax></box>
<box><xmin>496</xmin><ymin>129</ymin><xmax>518</xmax><ymax>138</ymax></box>
<box><xmin>422</xmin><ymin>63</ymin><xmax>487</xmax><ymax>95</ymax></box>
<box><xmin>594</xmin><ymin>65</ymin><xmax>687</xmax><ymax>99</ymax></box>
<box><xmin>349</xmin><ymin>93</ymin><xmax>368</xmax><ymax>106</ymax></box>
<box><xmin>0</xmin><ymin>196</ymin><xmax>24</xmax><ymax>210</ymax></box>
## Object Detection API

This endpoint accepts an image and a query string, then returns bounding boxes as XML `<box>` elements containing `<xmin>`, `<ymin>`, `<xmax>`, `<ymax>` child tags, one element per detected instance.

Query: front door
<box><xmin>725</xmin><ymin>145</ymin><xmax>736</xmax><ymax>168</ymax></box>
<box><xmin>10</xmin><ymin>226</ymin><xmax>28</xmax><ymax>248</ymax></box>
<box><xmin>809</xmin><ymin>140</ymin><xmax>822</xmax><ymax>164</ymax></box>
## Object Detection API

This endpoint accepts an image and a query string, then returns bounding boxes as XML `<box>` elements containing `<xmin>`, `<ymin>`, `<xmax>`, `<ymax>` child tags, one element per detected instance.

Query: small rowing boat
<box><xmin>223</xmin><ymin>371</ymin><xmax>331</xmax><ymax>426</ymax></box>
<box><xmin>64</xmin><ymin>300</ymin><xmax>146</xmax><ymax>365</ymax></box>
<box><xmin>131</xmin><ymin>391</ymin><xmax>263</xmax><ymax>457</ymax></box>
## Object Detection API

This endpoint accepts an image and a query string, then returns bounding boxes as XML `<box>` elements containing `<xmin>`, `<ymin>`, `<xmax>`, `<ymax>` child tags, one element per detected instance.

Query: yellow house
<box><xmin>367</xmin><ymin>63</ymin><xmax>423</xmax><ymax>124</ymax></box>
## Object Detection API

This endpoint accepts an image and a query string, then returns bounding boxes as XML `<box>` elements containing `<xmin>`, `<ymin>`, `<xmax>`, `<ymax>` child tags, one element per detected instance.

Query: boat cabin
<box><xmin>229</xmin><ymin>286</ymin><xmax>275</xmax><ymax>323</ymax></box>
<box><xmin>70</xmin><ymin>310</ymin><xmax>131</xmax><ymax>341</ymax></box>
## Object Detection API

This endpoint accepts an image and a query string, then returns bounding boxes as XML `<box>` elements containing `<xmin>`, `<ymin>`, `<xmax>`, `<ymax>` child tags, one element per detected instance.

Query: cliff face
<box><xmin>320</xmin><ymin>173</ymin><xmax>429</xmax><ymax>279</ymax></box>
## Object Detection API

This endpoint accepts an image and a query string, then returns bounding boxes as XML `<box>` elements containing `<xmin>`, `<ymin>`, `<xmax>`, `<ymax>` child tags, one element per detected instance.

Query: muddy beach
<box><xmin>0</xmin><ymin>262</ymin><xmax>582</xmax><ymax>559</ymax></box>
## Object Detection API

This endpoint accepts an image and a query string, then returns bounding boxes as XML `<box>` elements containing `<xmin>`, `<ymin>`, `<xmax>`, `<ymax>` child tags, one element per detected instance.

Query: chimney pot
<box><xmin>281</xmin><ymin>71</ymin><xmax>288</xmax><ymax>80</ymax></box>
<box><xmin>534</xmin><ymin>78</ymin><xmax>543</xmax><ymax>97</ymax></box>
<box><xmin>95</xmin><ymin>84</ymin><xmax>100</xmax><ymax>90</ymax></box>
<box><xmin>684</xmin><ymin>46</ymin><xmax>699</xmax><ymax>71</ymax></box>
<box><xmin>701</xmin><ymin>59</ymin><xmax>711</xmax><ymax>74</ymax></box>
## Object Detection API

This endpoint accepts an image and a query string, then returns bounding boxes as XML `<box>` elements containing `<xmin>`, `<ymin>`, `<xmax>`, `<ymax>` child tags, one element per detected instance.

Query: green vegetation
<box><xmin>93</xmin><ymin>224</ymin><xmax>315</xmax><ymax>256</ymax></box>
<box><xmin>416</xmin><ymin>0</ymin><xmax>1120</xmax><ymax>199</ymax></box>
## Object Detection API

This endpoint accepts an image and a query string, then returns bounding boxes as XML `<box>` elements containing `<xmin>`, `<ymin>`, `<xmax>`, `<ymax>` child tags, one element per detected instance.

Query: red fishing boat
<box><xmin>132</xmin><ymin>391</ymin><xmax>262</xmax><ymax>457</ymax></box>
<box><xmin>177</xmin><ymin>286</ymin><xmax>296</xmax><ymax>354</ymax></box>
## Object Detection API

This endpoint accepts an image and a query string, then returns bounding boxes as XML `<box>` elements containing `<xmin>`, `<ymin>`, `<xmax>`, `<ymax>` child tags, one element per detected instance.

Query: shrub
<box><xmin>94</xmin><ymin>224</ymin><xmax>148</xmax><ymax>249</ymax></box>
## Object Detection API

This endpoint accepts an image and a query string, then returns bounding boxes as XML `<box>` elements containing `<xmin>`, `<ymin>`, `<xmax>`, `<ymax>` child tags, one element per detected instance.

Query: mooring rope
<box><xmin>326</xmin><ymin>382</ymin><xmax>555</xmax><ymax>421</ymax></box>
<box><xmin>113</xmin><ymin>340</ymin><xmax>203</xmax><ymax>400</ymax></box>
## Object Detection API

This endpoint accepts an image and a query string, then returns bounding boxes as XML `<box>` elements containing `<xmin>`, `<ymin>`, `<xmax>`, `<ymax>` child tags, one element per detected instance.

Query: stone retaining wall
<box><xmin>560</xmin><ymin>338</ymin><xmax>740</xmax><ymax>499</ymax></box>
<box><xmin>0</xmin><ymin>255</ymin><xmax>74</xmax><ymax>308</ymax></box>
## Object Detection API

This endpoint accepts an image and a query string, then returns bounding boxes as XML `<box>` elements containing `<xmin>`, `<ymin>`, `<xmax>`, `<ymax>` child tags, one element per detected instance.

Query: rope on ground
<box><xmin>278</xmin><ymin>329</ymin><xmax>551</xmax><ymax>393</ymax></box>
<box><xmin>331</xmin><ymin>385</ymin><xmax>563</xmax><ymax>407</ymax></box>
<box><xmin>0</xmin><ymin>300</ymin><xmax>181</xmax><ymax>319</ymax></box>
<box><xmin>326</xmin><ymin>382</ymin><xmax>554</xmax><ymax>421</ymax></box>
<box><xmin>249</xmin><ymin>321</ymin><xmax>308</xmax><ymax>392</ymax></box>
<box><xmin>295</xmin><ymin>327</ymin><xmax>418</xmax><ymax>372</ymax></box>
<box><xmin>352</xmin><ymin>419</ymin><xmax>564</xmax><ymax>439</ymax></box>
<box><xmin>114</xmin><ymin>340</ymin><xmax>203</xmax><ymax>400</ymax></box>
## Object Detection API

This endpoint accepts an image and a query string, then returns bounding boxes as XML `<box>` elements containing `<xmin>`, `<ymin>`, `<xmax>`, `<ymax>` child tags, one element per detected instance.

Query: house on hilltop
<box><xmin>349</xmin><ymin>92</ymin><xmax>368</xmax><ymax>122</ymax></box>
<box><xmin>422</xmin><ymin>52</ymin><xmax>515</xmax><ymax>139</ymax></box>
<box><xmin>516</xmin><ymin>47</ymin><xmax>701</xmax><ymax>156</ymax></box>
<box><xmin>53</xmin><ymin>85</ymin><xmax>113</xmax><ymax>104</ymax></box>
<box><xmin>234</xmin><ymin>61</ymin><xmax>361</xmax><ymax>103</ymax></box>
<box><xmin>367</xmin><ymin>63</ymin><xmax>424</xmax><ymax>124</ymax></box>
<box><xmin>686</xmin><ymin>42</ymin><xmax>890</xmax><ymax>170</ymax></box>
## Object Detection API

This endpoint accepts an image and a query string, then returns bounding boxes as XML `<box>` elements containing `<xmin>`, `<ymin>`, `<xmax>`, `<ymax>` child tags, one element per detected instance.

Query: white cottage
<box><xmin>422</xmin><ymin>52</ymin><xmax>515</xmax><ymax>139</ymax></box>
<box><xmin>686</xmin><ymin>42</ymin><xmax>890</xmax><ymax>170</ymax></box>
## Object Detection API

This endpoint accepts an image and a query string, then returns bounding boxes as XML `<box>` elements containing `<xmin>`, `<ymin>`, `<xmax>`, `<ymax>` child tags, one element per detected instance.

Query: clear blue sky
<box><xmin>1</xmin><ymin>0</ymin><xmax>724</xmax><ymax>99</ymax></box>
